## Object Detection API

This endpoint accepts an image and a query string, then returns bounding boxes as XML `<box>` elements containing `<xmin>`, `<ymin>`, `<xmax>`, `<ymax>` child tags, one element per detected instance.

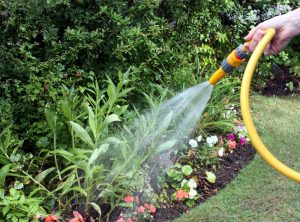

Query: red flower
<box><xmin>228</xmin><ymin>141</ymin><xmax>237</xmax><ymax>149</ymax></box>
<box><xmin>148</xmin><ymin>205</ymin><xmax>156</xmax><ymax>213</ymax></box>
<box><xmin>175</xmin><ymin>189</ymin><xmax>189</xmax><ymax>199</ymax></box>
<box><xmin>138</xmin><ymin>206</ymin><xmax>145</xmax><ymax>214</ymax></box>
<box><xmin>45</xmin><ymin>215</ymin><xmax>59</xmax><ymax>222</ymax></box>
<box><xmin>68</xmin><ymin>211</ymin><xmax>84</xmax><ymax>222</ymax></box>
<box><xmin>124</xmin><ymin>195</ymin><xmax>134</xmax><ymax>203</ymax></box>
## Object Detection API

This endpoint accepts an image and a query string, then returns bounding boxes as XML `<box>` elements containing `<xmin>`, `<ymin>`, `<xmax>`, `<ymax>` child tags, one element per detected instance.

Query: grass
<box><xmin>176</xmin><ymin>95</ymin><xmax>300</xmax><ymax>222</ymax></box>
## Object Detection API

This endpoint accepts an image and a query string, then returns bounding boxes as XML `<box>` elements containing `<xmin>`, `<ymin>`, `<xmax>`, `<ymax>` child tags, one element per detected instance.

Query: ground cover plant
<box><xmin>1</xmin><ymin>0</ymin><xmax>300</xmax><ymax>221</ymax></box>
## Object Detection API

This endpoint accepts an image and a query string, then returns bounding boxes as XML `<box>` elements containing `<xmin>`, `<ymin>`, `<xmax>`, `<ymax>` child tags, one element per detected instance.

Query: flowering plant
<box><xmin>174</xmin><ymin>178</ymin><xmax>199</xmax><ymax>208</ymax></box>
<box><xmin>117</xmin><ymin>195</ymin><xmax>156</xmax><ymax>222</ymax></box>
<box><xmin>226</xmin><ymin>121</ymin><xmax>249</xmax><ymax>151</ymax></box>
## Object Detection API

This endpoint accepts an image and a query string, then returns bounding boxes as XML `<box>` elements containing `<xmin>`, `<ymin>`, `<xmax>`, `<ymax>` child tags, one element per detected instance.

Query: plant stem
<box><xmin>54</xmin><ymin>132</ymin><xmax>62</xmax><ymax>181</ymax></box>
<box><xmin>21</xmin><ymin>169</ymin><xmax>52</xmax><ymax>196</ymax></box>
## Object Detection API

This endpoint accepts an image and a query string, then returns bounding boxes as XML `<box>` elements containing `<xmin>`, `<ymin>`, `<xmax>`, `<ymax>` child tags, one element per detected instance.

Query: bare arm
<box><xmin>244</xmin><ymin>7</ymin><xmax>300</xmax><ymax>55</ymax></box>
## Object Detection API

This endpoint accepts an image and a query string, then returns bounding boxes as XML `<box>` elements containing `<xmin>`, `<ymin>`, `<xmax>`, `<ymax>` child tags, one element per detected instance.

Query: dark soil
<box><xmin>260</xmin><ymin>64</ymin><xmax>299</xmax><ymax>96</ymax></box>
<box><xmin>152</xmin><ymin>144</ymin><xmax>256</xmax><ymax>222</ymax></box>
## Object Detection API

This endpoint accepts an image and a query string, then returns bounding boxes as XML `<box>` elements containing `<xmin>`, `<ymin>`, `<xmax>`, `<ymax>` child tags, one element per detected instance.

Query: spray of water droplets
<box><xmin>105</xmin><ymin>82</ymin><xmax>214</xmax><ymax>220</ymax></box>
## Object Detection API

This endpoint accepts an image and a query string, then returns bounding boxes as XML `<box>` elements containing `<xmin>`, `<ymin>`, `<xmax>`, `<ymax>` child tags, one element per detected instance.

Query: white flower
<box><xmin>206</xmin><ymin>136</ymin><xmax>218</xmax><ymax>147</ymax></box>
<box><xmin>181</xmin><ymin>179</ymin><xmax>188</xmax><ymax>187</ymax></box>
<box><xmin>189</xmin><ymin>189</ymin><xmax>198</xmax><ymax>199</ymax></box>
<box><xmin>218</xmin><ymin>147</ymin><xmax>225</xmax><ymax>157</ymax></box>
<box><xmin>196</xmin><ymin>135</ymin><xmax>202</xmax><ymax>142</ymax></box>
<box><xmin>187</xmin><ymin>179</ymin><xmax>197</xmax><ymax>189</ymax></box>
<box><xmin>189</xmin><ymin>139</ymin><xmax>198</xmax><ymax>148</ymax></box>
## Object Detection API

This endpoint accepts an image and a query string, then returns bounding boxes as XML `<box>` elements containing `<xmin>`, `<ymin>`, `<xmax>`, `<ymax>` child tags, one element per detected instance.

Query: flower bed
<box><xmin>108</xmin><ymin>121</ymin><xmax>256</xmax><ymax>222</ymax></box>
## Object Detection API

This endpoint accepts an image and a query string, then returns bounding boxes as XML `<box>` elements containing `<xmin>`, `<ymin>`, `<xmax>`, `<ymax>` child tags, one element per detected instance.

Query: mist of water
<box><xmin>105</xmin><ymin>81</ymin><xmax>214</xmax><ymax>219</ymax></box>
<box><xmin>125</xmin><ymin>81</ymin><xmax>214</xmax><ymax>189</ymax></box>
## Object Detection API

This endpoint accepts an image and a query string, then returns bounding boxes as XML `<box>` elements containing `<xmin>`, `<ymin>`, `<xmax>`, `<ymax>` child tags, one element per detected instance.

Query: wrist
<box><xmin>285</xmin><ymin>8</ymin><xmax>300</xmax><ymax>37</ymax></box>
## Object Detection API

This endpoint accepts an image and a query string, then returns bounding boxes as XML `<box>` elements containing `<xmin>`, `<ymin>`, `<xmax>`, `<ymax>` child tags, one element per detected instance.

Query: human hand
<box><xmin>244</xmin><ymin>8</ymin><xmax>300</xmax><ymax>55</ymax></box>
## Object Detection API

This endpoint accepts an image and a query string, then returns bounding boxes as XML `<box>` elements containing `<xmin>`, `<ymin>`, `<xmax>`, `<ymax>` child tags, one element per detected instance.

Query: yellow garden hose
<box><xmin>209</xmin><ymin>28</ymin><xmax>300</xmax><ymax>182</ymax></box>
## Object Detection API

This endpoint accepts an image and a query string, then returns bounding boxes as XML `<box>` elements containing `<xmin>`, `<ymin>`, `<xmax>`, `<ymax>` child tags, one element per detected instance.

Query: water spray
<box><xmin>208</xmin><ymin>28</ymin><xmax>300</xmax><ymax>183</ymax></box>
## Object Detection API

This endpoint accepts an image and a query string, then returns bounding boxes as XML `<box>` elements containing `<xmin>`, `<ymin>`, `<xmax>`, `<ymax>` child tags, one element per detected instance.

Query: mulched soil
<box><xmin>260</xmin><ymin>64</ymin><xmax>299</xmax><ymax>96</ymax></box>
<box><xmin>152</xmin><ymin>144</ymin><xmax>256</xmax><ymax>222</ymax></box>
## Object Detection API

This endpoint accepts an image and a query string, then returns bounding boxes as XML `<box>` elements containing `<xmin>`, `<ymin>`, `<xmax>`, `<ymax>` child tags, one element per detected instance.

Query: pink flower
<box><xmin>228</xmin><ymin>141</ymin><xmax>237</xmax><ymax>149</ymax></box>
<box><xmin>138</xmin><ymin>206</ymin><xmax>145</xmax><ymax>214</ymax></box>
<box><xmin>126</xmin><ymin>219</ymin><xmax>132</xmax><ymax>222</ymax></box>
<box><xmin>149</xmin><ymin>205</ymin><xmax>156</xmax><ymax>213</ymax></box>
<box><xmin>116</xmin><ymin>218</ymin><xmax>124</xmax><ymax>222</ymax></box>
<box><xmin>135</xmin><ymin>196</ymin><xmax>140</xmax><ymax>204</ymax></box>
<box><xmin>175</xmin><ymin>189</ymin><xmax>189</xmax><ymax>199</ymax></box>
<box><xmin>124</xmin><ymin>195</ymin><xmax>134</xmax><ymax>203</ymax></box>
<box><xmin>240</xmin><ymin>136</ymin><xmax>246</xmax><ymax>145</ymax></box>
<box><xmin>68</xmin><ymin>211</ymin><xmax>84</xmax><ymax>222</ymax></box>
<box><xmin>228</xmin><ymin>133</ymin><xmax>235</xmax><ymax>141</ymax></box>
<box><xmin>144</xmin><ymin>204</ymin><xmax>156</xmax><ymax>214</ymax></box>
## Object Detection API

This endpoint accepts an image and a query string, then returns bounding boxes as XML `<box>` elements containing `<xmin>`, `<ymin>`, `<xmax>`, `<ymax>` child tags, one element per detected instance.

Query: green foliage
<box><xmin>166</xmin><ymin>164</ymin><xmax>193</xmax><ymax>187</ymax></box>
<box><xmin>182</xmin><ymin>165</ymin><xmax>193</xmax><ymax>176</ymax></box>
<box><xmin>0</xmin><ymin>188</ymin><xmax>45</xmax><ymax>222</ymax></box>
<box><xmin>205</xmin><ymin>171</ymin><xmax>216</xmax><ymax>184</ymax></box>
<box><xmin>1</xmin><ymin>0</ymin><xmax>300</xmax><ymax>219</ymax></box>
<box><xmin>1</xmin><ymin>0</ymin><xmax>299</xmax><ymax>143</ymax></box>
<box><xmin>200</xmin><ymin>78</ymin><xmax>240</xmax><ymax>133</ymax></box>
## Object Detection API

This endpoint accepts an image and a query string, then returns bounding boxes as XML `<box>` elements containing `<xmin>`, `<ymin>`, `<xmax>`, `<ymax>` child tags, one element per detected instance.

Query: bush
<box><xmin>1</xmin><ymin>0</ymin><xmax>300</xmax><ymax>140</ymax></box>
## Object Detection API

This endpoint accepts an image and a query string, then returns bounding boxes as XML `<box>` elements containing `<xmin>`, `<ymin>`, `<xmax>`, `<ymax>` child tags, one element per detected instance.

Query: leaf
<box><xmin>156</xmin><ymin>139</ymin><xmax>177</xmax><ymax>153</ymax></box>
<box><xmin>103</xmin><ymin>137</ymin><xmax>121</xmax><ymax>144</ymax></box>
<box><xmin>36</xmin><ymin>137</ymin><xmax>50</xmax><ymax>148</ymax></box>
<box><xmin>90</xmin><ymin>202</ymin><xmax>101</xmax><ymax>216</ymax></box>
<box><xmin>54</xmin><ymin>173</ymin><xmax>75</xmax><ymax>195</ymax></box>
<box><xmin>10</xmin><ymin>154</ymin><xmax>21</xmax><ymax>162</ymax></box>
<box><xmin>157</xmin><ymin>111</ymin><xmax>173</xmax><ymax>134</ymax></box>
<box><xmin>85</xmin><ymin>104</ymin><xmax>96</xmax><ymax>138</ymax></box>
<box><xmin>0</xmin><ymin>164</ymin><xmax>11</xmax><ymax>188</ymax></box>
<box><xmin>104</xmin><ymin>114</ymin><xmax>121</xmax><ymax>125</ymax></box>
<box><xmin>14</xmin><ymin>181</ymin><xmax>23</xmax><ymax>190</ymax></box>
<box><xmin>205</xmin><ymin>171</ymin><xmax>216</xmax><ymax>183</ymax></box>
<box><xmin>107</xmin><ymin>77</ymin><xmax>117</xmax><ymax>101</ymax></box>
<box><xmin>186</xmin><ymin>199</ymin><xmax>195</xmax><ymax>208</ymax></box>
<box><xmin>64</xmin><ymin>186</ymin><xmax>87</xmax><ymax>197</ymax></box>
<box><xmin>88</xmin><ymin>144</ymin><xmax>109</xmax><ymax>169</ymax></box>
<box><xmin>34</xmin><ymin>167</ymin><xmax>56</xmax><ymax>183</ymax></box>
<box><xmin>48</xmin><ymin>149</ymin><xmax>74</xmax><ymax>162</ymax></box>
<box><xmin>182</xmin><ymin>165</ymin><xmax>193</xmax><ymax>176</ymax></box>
<box><xmin>70</xmin><ymin>121</ymin><xmax>94</xmax><ymax>148</ymax></box>
<box><xmin>2</xmin><ymin>206</ymin><xmax>9</xmax><ymax>216</ymax></box>
<box><xmin>45</xmin><ymin>104</ymin><xmax>57</xmax><ymax>133</ymax></box>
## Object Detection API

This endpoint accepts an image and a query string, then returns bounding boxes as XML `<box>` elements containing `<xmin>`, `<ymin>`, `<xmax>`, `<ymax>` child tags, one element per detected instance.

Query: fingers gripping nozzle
<box><xmin>208</xmin><ymin>45</ymin><xmax>248</xmax><ymax>85</ymax></box>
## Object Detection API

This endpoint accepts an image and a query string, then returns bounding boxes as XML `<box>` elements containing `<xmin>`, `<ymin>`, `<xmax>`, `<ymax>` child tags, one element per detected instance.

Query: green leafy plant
<box><xmin>166</xmin><ymin>164</ymin><xmax>193</xmax><ymax>187</ymax></box>
<box><xmin>0</xmin><ymin>188</ymin><xmax>45</xmax><ymax>222</ymax></box>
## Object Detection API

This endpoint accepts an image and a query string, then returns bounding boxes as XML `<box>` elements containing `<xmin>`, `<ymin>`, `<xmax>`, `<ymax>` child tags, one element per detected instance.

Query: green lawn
<box><xmin>176</xmin><ymin>95</ymin><xmax>300</xmax><ymax>222</ymax></box>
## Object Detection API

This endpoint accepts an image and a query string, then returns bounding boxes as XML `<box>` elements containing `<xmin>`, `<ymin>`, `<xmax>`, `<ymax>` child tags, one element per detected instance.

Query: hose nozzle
<box><xmin>208</xmin><ymin>44</ymin><xmax>249</xmax><ymax>85</ymax></box>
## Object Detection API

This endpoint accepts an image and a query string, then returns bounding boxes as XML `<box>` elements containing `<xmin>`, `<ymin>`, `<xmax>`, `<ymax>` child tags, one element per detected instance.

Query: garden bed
<box><xmin>152</xmin><ymin>144</ymin><xmax>256</xmax><ymax>222</ymax></box>
<box><xmin>106</xmin><ymin>143</ymin><xmax>256</xmax><ymax>222</ymax></box>
<box><xmin>261</xmin><ymin>65</ymin><xmax>300</xmax><ymax>96</ymax></box>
